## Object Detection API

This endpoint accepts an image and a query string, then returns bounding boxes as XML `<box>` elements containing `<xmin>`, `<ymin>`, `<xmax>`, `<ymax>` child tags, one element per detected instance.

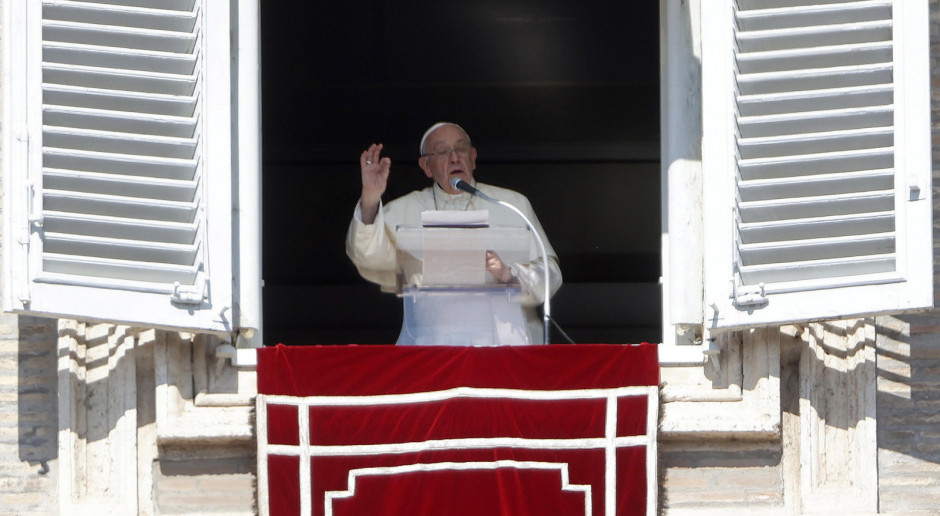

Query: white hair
<box><xmin>419</xmin><ymin>122</ymin><xmax>471</xmax><ymax>155</ymax></box>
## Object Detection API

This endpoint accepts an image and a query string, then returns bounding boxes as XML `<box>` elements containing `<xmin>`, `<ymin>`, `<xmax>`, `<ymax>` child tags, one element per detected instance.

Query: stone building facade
<box><xmin>1</xmin><ymin>1</ymin><xmax>939</xmax><ymax>515</ymax></box>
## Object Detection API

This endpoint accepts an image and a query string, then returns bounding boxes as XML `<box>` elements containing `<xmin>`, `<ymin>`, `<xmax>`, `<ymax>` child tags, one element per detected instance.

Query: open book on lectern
<box><xmin>395</xmin><ymin>210</ymin><xmax>530</xmax><ymax>291</ymax></box>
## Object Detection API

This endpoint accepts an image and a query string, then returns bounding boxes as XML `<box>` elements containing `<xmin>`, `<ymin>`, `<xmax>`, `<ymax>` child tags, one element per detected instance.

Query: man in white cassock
<box><xmin>346</xmin><ymin>122</ymin><xmax>562</xmax><ymax>344</ymax></box>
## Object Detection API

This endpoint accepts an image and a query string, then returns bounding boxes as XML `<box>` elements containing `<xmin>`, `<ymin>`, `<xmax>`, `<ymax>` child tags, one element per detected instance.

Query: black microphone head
<box><xmin>449</xmin><ymin>177</ymin><xmax>464</xmax><ymax>190</ymax></box>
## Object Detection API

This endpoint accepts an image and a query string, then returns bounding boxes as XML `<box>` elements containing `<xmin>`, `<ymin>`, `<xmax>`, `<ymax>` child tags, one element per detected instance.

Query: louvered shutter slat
<box><xmin>44</xmin><ymin>190</ymin><xmax>197</xmax><ymax>222</ymax></box>
<box><xmin>43</xmin><ymin>44</ymin><xmax>197</xmax><ymax>75</ymax></box>
<box><xmin>739</xmin><ymin>254</ymin><xmax>896</xmax><ymax>285</ymax></box>
<box><xmin>81</xmin><ymin>0</ymin><xmax>198</xmax><ymax>12</ymax></box>
<box><xmin>43</xmin><ymin>127</ymin><xmax>197</xmax><ymax>159</ymax></box>
<box><xmin>43</xmin><ymin>254</ymin><xmax>198</xmax><ymax>284</ymax></box>
<box><xmin>43</xmin><ymin>213</ymin><xmax>197</xmax><ymax>245</ymax></box>
<box><xmin>43</xmin><ymin>65</ymin><xmax>197</xmax><ymax>96</ymax></box>
<box><xmin>738</xmin><ymin>85</ymin><xmax>893</xmax><ymax>117</ymax></box>
<box><xmin>739</xmin><ymin>148</ymin><xmax>894</xmax><ymax>179</ymax></box>
<box><xmin>737</xmin><ymin>43</ymin><xmax>892</xmax><ymax>74</ymax></box>
<box><xmin>43</xmin><ymin>148</ymin><xmax>197</xmax><ymax>180</ymax></box>
<box><xmin>739</xmin><ymin>107</ymin><xmax>893</xmax><ymax>137</ymax></box>
<box><xmin>738</xmin><ymin>170</ymin><xmax>893</xmax><ymax>201</ymax></box>
<box><xmin>736</xmin><ymin>1</ymin><xmax>893</xmax><ymax>31</ymax></box>
<box><xmin>739</xmin><ymin>212</ymin><xmax>895</xmax><ymax>242</ymax></box>
<box><xmin>42</xmin><ymin>21</ymin><xmax>197</xmax><ymax>53</ymax></box>
<box><xmin>44</xmin><ymin>233</ymin><xmax>198</xmax><ymax>265</ymax></box>
<box><xmin>43</xmin><ymin>169</ymin><xmax>196</xmax><ymax>201</ymax></box>
<box><xmin>739</xmin><ymin>128</ymin><xmax>893</xmax><ymax>159</ymax></box>
<box><xmin>740</xmin><ymin>190</ymin><xmax>893</xmax><ymax>223</ymax></box>
<box><xmin>43</xmin><ymin>107</ymin><xmax>197</xmax><ymax>139</ymax></box>
<box><xmin>740</xmin><ymin>233</ymin><xmax>895</xmax><ymax>265</ymax></box>
<box><xmin>738</xmin><ymin>64</ymin><xmax>892</xmax><ymax>95</ymax></box>
<box><xmin>736</xmin><ymin>20</ymin><xmax>892</xmax><ymax>53</ymax></box>
<box><xmin>44</xmin><ymin>85</ymin><xmax>197</xmax><ymax>116</ymax></box>
<box><xmin>44</xmin><ymin>1</ymin><xmax>197</xmax><ymax>32</ymax></box>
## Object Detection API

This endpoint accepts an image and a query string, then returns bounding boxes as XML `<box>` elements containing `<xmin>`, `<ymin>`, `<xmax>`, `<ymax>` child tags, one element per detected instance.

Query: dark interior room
<box><xmin>260</xmin><ymin>1</ymin><xmax>662</xmax><ymax>345</ymax></box>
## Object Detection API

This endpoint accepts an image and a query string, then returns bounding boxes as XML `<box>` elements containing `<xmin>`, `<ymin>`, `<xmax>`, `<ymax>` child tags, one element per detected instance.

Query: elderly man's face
<box><xmin>418</xmin><ymin>124</ymin><xmax>477</xmax><ymax>194</ymax></box>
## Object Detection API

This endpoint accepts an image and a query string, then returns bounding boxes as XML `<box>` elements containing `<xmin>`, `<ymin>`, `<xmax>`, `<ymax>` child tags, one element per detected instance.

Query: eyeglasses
<box><xmin>424</xmin><ymin>144</ymin><xmax>471</xmax><ymax>160</ymax></box>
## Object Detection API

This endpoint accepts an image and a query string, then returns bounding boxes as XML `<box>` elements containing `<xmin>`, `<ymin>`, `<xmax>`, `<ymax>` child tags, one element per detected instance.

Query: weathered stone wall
<box><xmin>0</xmin><ymin>315</ymin><xmax>58</xmax><ymax>516</ymax></box>
<box><xmin>660</xmin><ymin>440</ymin><xmax>784</xmax><ymax>511</ymax></box>
<box><xmin>876</xmin><ymin>314</ymin><xmax>940</xmax><ymax>514</ymax></box>
<box><xmin>154</xmin><ymin>444</ymin><xmax>256</xmax><ymax>515</ymax></box>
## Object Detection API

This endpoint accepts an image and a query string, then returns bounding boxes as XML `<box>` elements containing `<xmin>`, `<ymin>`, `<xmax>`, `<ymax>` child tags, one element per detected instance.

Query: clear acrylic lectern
<box><xmin>395</xmin><ymin>223</ymin><xmax>531</xmax><ymax>346</ymax></box>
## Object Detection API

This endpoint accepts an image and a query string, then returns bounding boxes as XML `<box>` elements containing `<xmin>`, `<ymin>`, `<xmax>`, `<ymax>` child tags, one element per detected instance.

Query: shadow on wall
<box><xmin>16</xmin><ymin>315</ymin><xmax>59</xmax><ymax>476</ymax></box>
<box><xmin>803</xmin><ymin>318</ymin><xmax>875</xmax><ymax>431</ymax></box>
<box><xmin>873</xmin><ymin>313</ymin><xmax>940</xmax><ymax>512</ymax></box>
<box><xmin>876</xmin><ymin>313</ymin><xmax>940</xmax><ymax>465</ymax></box>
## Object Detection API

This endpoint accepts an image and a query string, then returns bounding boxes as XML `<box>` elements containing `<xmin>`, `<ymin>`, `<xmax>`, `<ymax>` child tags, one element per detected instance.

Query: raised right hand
<box><xmin>359</xmin><ymin>143</ymin><xmax>391</xmax><ymax>224</ymax></box>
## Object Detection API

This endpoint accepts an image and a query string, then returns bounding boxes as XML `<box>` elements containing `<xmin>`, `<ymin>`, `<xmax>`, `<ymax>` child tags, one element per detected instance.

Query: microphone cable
<box><xmin>547</xmin><ymin>314</ymin><xmax>576</xmax><ymax>344</ymax></box>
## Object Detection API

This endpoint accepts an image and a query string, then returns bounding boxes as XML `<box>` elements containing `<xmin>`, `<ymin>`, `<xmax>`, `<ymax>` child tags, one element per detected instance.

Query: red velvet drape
<box><xmin>258</xmin><ymin>344</ymin><xmax>659</xmax><ymax>516</ymax></box>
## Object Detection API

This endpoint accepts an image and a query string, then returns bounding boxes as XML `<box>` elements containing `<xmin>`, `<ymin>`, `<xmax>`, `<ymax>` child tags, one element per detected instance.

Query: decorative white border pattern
<box><xmin>324</xmin><ymin>461</ymin><xmax>592</xmax><ymax>516</ymax></box>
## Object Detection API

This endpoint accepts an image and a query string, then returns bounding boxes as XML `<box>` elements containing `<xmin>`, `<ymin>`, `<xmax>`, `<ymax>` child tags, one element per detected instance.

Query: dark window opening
<box><xmin>261</xmin><ymin>1</ymin><xmax>661</xmax><ymax>345</ymax></box>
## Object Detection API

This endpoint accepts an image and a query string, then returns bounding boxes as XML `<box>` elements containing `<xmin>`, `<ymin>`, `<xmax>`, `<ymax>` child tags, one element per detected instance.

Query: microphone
<box><xmin>450</xmin><ymin>177</ymin><xmax>485</xmax><ymax>198</ymax></box>
<box><xmin>451</xmin><ymin>177</ymin><xmax>500</xmax><ymax>204</ymax></box>
<box><xmin>449</xmin><ymin>177</ymin><xmax>553</xmax><ymax>345</ymax></box>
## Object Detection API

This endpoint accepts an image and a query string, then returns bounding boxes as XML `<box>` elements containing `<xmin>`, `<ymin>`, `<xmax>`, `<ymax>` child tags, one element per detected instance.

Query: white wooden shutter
<box><xmin>2</xmin><ymin>0</ymin><xmax>238</xmax><ymax>333</ymax></box>
<box><xmin>701</xmin><ymin>0</ymin><xmax>932</xmax><ymax>330</ymax></box>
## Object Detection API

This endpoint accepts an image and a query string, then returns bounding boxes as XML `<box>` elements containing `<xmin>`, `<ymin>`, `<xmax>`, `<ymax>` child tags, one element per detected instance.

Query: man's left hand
<box><xmin>486</xmin><ymin>251</ymin><xmax>513</xmax><ymax>283</ymax></box>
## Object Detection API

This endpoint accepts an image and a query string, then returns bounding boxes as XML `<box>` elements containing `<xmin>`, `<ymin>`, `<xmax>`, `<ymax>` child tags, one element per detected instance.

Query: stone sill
<box><xmin>157</xmin><ymin>403</ymin><xmax>254</xmax><ymax>445</ymax></box>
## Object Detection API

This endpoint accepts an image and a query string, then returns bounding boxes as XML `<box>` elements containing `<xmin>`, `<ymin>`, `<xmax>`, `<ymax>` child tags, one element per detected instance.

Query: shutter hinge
<box><xmin>171</xmin><ymin>277</ymin><xmax>208</xmax><ymax>305</ymax></box>
<box><xmin>18</xmin><ymin>183</ymin><xmax>43</xmax><ymax>245</ymax></box>
<box><xmin>731</xmin><ymin>281</ymin><xmax>767</xmax><ymax>309</ymax></box>
<box><xmin>27</xmin><ymin>182</ymin><xmax>43</xmax><ymax>229</ymax></box>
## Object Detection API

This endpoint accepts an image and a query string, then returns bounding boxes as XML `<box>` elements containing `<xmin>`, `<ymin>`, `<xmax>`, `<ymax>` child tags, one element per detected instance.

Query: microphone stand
<box><xmin>451</xmin><ymin>179</ymin><xmax>551</xmax><ymax>344</ymax></box>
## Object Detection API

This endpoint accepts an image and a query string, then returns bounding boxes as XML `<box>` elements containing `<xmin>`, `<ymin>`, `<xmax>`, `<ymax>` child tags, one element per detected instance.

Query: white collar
<box><xmin>432</xmin><ymin>180</ymin><xmax>477</xmax><ymax>210</ymax></box>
